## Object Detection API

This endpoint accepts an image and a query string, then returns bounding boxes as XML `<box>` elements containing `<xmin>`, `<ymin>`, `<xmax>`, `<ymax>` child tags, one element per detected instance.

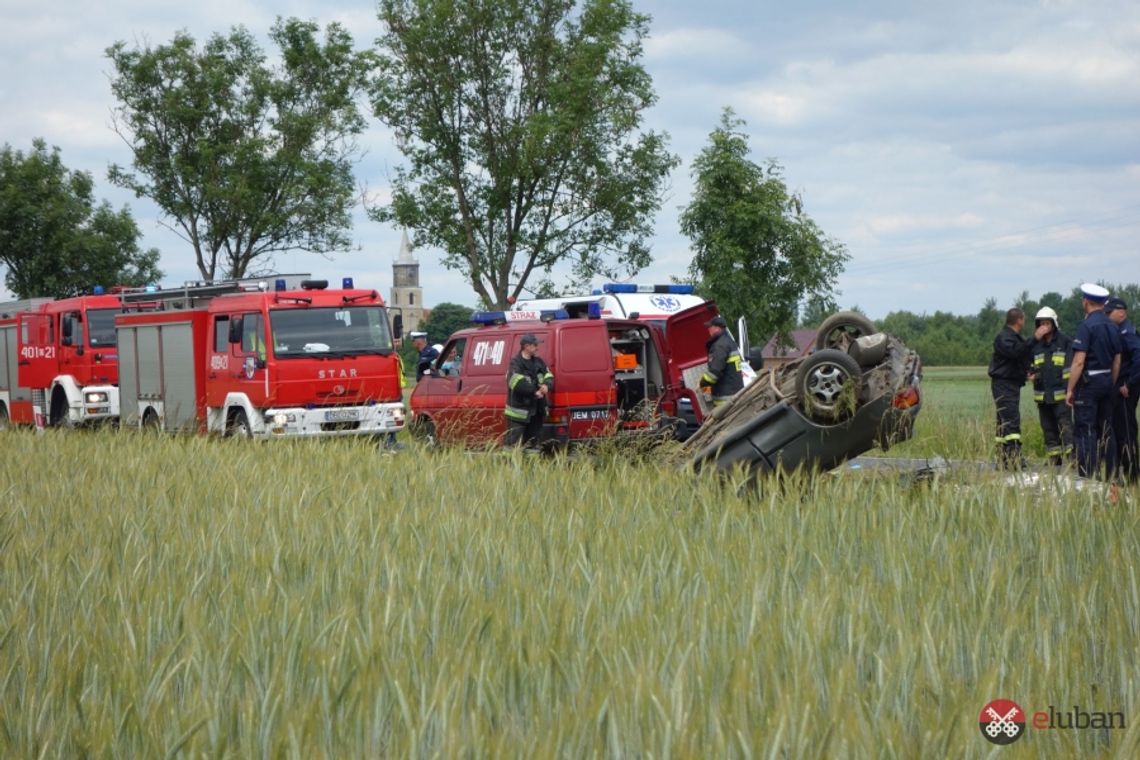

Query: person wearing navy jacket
<box><xmin>1105</xmin><ymin>297</ymin><xmax>1140</xmax><ymax>482</ymax></box>
<box><xmin>1066</xmin><ymin>284</ymin><xmax>1122</xmax><ymax>479</ymax></box>
<box><xmin>989</xmin><ymin>307</ymin><xmax>1049</xmax><ymax>469</ymax></box>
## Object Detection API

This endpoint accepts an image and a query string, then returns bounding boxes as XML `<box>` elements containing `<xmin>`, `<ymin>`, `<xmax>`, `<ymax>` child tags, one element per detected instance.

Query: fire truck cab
<box><xmin>0</xmin><ymin>293</ymin><xmax>127</xmax><ymax>428</ymax></box>
<box><xmin>115</xmin><ymin>278</ymin><xmax>406</xmax><ymax>438</ymax></box>
<box><xmin>409</xmin><ymin>302</ymin><xmax>719</xmax><ymax>446</ymax></box>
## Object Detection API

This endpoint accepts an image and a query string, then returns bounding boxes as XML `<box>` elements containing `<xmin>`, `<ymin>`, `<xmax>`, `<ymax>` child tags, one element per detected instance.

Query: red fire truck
<box><xmin>0</xmin><ymin>292</ymin><xmax>132</xmax><ymax>428</ymax></box>
<box><xmin>114</xmin><ymin>277</ymin><xmax>406</xmax><ymax>438</ymax></box>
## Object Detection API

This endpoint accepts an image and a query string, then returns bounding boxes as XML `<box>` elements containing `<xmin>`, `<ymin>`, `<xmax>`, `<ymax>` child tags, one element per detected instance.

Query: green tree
<box><xmin>419</xmin><ymin>302</ymin><xmax>475</xmax><ymax>343</ymax></box>
<box><xmin>680</xmin><ymin>108</ymin><xmax>848</xmax><ymax>343</ymax></box>
<box><xmin>370</xmin><ymin>0</ymin><xmax>679</xmax><ymax>308</ymax></box>
<box><xmin>0</xmin><ymin>140</ymin><xmax>162</xmax><ymax>298</ymax></box>
<box><xmin>106</xmin><ymin>19</ymin><xmax>372</xmax><ymax>281</ymax></box>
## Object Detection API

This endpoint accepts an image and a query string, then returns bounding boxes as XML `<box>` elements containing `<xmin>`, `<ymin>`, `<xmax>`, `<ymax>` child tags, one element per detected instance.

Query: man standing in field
<box><xmin>989</xmin><ymin>308</ymin><xmax>1049</xmax><ymax>469</ymax></box>
<box><xmin>1104</xmin><ymin>297</ymin><xmax>1140</xmax><ymax>482</ymax></box>
<box><xmin>1028</xmin><ymin>307</ymin><xmax>1074</xmax><ymax>466</ymax></box>
<box><xmin>1066</xmin><ymin>284</ymin><xmax>1122</xmax><ymax>479</ymax></box>
<box><xmin>699</xmin><ymin>316</ymin><xmax>744</xmax><ymax>408</ymax></box>
<box><xmin>505</xmin><ymin>334</ymin><xmax>554</xmax><ymax>447</ymax></box>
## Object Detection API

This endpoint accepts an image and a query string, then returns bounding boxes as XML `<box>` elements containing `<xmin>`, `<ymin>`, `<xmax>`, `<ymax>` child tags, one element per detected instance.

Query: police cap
<box><xmin>409</xmin><ymin>331</ymin><xmax>428</xmax><ymax>339</ymax></box>
<box><xmin>1079</xmin><ymin>283</ymin><xmax>1109</xmax><ymax>303</ymax></box>
<box><xmin>1104</xmin><ymin>297</ymin><xmax>1128</xmax><ymax>312</ymax></box>
<box><xmin>705</xmin><ymin>316</ymin><xmax>728</xmax><ymax>328</ymax></box>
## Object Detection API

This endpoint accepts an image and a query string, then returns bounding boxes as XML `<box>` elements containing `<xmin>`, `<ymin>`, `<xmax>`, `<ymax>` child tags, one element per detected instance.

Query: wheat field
<box><xmin>2</xmin><ymin>410</ymin><xmax>1138</xmax><ymax>758</ymax></box>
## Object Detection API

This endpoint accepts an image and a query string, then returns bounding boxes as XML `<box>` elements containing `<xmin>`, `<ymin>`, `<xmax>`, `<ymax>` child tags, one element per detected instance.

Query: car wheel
<box><xmin>814</xmin><ymin>311</ymin><xmax>876</xmax><ymax>351</ymax></box>
<box><xmin>227</xmin><ymin>409</ymin><xmax>252</xmax><ymax>438</ymax></box>
<box><xmin>795</xmin><ymin>349</ymin><xmax>862</xmax><ymax>423</ymax></box>
<box><xmin>410</xmin><ymin>416</ymin><xmax>436</xmax><ymax>445</ymax></box>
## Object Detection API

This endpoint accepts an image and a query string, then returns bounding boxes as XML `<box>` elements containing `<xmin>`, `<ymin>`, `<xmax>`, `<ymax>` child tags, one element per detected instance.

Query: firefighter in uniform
<box><xmin>1105</xmin><ymin>297</ymin><xmax>1140</xmax><ymax>482</ymax></box>
<box><xmin>699</xmin><ymin>316</ymin><xmax>744</xmax><ymax>408</ymax></box>
<box><xmin>505</xmin><ymin>333</ymin><xmax>554</xmax><ymax>447</ymax></box>
<box><xmin>989</xmin><ymin>308</ymin><xmax>1048</xmax><ymax>468</ymax></box>
<box><xmin>1066</xmin><ymin>284</ymin><xmax>1122</xmax><ymax>479</ymax></box>
<box><xmin>1028</xmin><ymin>307</ymin><xmax>1074</xmax><ymax>466</ymax></box>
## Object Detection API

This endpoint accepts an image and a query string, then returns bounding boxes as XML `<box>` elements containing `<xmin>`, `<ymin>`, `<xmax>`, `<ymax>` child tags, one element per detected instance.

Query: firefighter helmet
<box><xmin>1035</xmin><ymin>306</ymin><xmax>1059</xmax><ymax>328</ymax></box>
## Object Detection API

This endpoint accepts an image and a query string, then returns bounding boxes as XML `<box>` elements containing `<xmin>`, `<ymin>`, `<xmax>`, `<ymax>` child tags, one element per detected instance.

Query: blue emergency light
<box><xmin>588</xmin><ymin>302</ymin><xmax>602</xmax><ymax>319</ymax></box>
<box><xmin>472</xmin><ymin>309</ymin><xmax>569</xmax><ymax>325</ymax></box>
<box><xmin>93</xmin><ymin>285</ymin><xmax>105</xmax><ymax>295</ymax></box>
<box><xmin>601</xmin><ymin>283</ymin><xmax>695</xmax><ymax>295</ymax></box>
<box><xmin>342</xmin><ymin>277</ymin><xmax>354</xmax><ymax>289</ymax></box>
<box><xmin>275</xmin><ymin>279</ymin><xmax>287</xmax><ymax>291</ymax></box>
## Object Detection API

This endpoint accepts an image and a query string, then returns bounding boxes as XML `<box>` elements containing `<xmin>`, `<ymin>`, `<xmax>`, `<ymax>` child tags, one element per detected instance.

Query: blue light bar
<box><xmin>471</xmin><ymin>309</ymin><xmax>569</xmax><ymax>325</ymax></box>
<box><xmin>588</xmin><ymin>302</ymin><xmax>602</xmax><ymax>319</ymax></box>
<box><xmin>342</xmin><ymin>277</ymin><xmax>354</xmax><ymax>289</ymax></box>
<box><xmin>144</xmin><ymin>284</ymin><xmax>158</xmax><ymax>293</ymax></box>
<box><xmin>275</xmin><ymin>279</ymin><xmax>287</xmax><ymax>291</ymax></box>
<box><xmin>600</xmin><ymin>283</ymin><xmax>695</xmax><ymax>295</ymax></box>
<box><xmin>93</xmin><ymin>285</ymin><xmax>105</xmax><ymax>295</ymax></box>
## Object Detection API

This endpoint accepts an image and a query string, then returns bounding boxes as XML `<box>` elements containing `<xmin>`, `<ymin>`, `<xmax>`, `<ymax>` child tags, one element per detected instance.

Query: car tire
<box><xmin>814</xmin><ymin>311</ymin><xmax>876</xmax><ymax>351</ymax></box>
<box><xmin>142</xmin><ymin>408</ymin><xmax>162</xmax><ymax>433</ymax></box>
<box><xmin>795</xmin><ymin>349</ymin><xmax>862</xmax><ymax>423</ymax></box>
<box><xmin>410</xmin><ymin>416</ymin><xmax>436</xmax><ymax>445</ymax></box>
<box><xmin>848</xmin><ymin>332</ymin><xmax>889</xmax><ymax>367</ymax></box>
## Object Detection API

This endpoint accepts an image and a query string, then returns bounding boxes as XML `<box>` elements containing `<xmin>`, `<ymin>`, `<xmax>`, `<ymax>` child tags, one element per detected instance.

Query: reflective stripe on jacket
<box><xmin>1030</xmin><ymin>332</ymin><xmax>1073</xmax><ymax>404</ymax></box>
<box><xmin>505</xmin><ymin>353</ymin><xmax>554</xmax><ymax>422</ymax></box>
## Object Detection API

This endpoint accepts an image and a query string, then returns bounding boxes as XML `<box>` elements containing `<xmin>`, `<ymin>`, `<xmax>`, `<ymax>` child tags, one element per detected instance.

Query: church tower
<box><xmin>390</xmin><ymin>230</ymin><xmax>424</xmax><ymax>337</ymax></box>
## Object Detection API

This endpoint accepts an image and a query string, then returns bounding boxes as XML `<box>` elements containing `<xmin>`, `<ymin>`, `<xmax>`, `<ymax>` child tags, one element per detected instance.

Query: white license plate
<box><xmin>324</xmin><ymin>409</ymin><xmax>360</xmax><ymax>422</ymax></box>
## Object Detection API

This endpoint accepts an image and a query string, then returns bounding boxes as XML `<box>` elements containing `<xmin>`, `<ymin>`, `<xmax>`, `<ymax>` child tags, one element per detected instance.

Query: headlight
<box><xmin>271</xmin><ymin>413</ymin><xmax>292</xmax><ymax>425</ymax></box>
<box><xmin>85</xmin><ymin>391</ymin><xmax>108</xmax><ymax>403</ymax></box>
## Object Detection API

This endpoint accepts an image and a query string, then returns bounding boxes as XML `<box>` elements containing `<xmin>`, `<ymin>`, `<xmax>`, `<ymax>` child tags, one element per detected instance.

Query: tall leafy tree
<box><xmin>0</xmin><ymin>140</ymin><xmax>161</xmax><ymax>298</ymax></box>
<box><xmin>370</xmin><ymin>0</ymin><xmax>679</xmax><ymax>308</ymax></box>
<box><xmin>106</xmin><ymin>19</ymin><xmax>373</xmax><ymax>281</ymax></box>
<box><xmin>680</xmin><ymin>108</ymin><xmax>848</xmax><ymax>342</ymax></box>
<box><xmin>420</xmin><ymin>302</ymin><xmax>475</xmax><ymax>343</ymax></box>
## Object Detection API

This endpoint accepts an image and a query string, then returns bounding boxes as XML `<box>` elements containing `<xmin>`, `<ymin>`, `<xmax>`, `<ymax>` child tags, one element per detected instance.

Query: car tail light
<box><xmin>547</xmin><ymin>409</ymin><xmax>567</xmax><ymax>425</ymax></box>
<box><xmin>892</xmin><ymin>386</ymin><xmax>920</xmax><ymax>409</ymax></box>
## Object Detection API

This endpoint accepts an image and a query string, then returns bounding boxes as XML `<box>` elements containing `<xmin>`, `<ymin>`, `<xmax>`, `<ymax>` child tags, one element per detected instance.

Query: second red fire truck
<box><xmin>114</xmin><ymin>277</ymin><xmax>407</xmax><ymax>438</ymax></box>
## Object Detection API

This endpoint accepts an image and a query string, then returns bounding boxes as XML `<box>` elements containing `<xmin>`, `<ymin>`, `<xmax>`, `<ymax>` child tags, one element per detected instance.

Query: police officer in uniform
<box><xmin>1028</xmin><ymin>307</ymin><xmax>1074</xmax><ymax>466</ymax></box>
<box><xmin>504</xmin><ymin>333</ymin><xmax>554</xmax><ymax>447</ymax></box>
<box><xmin>1066</xmin><ymin>284</ymin><xmax>1122</xmax><ymax>479</ymax></box>
<box><xmin>699</xmin><ymin>316</ymin><xmax>744</xmax><ymax>408</ymax></box>
<box><xmin>989</xmin><ymin>308</ymin><xmax>1048</xmax><ymax>468</ymax></box>
<box><xmin>1105</xmin><ymin>297</ymin><xmax>1140</xmax><ymax>482</ymax></box>
<box><xmin>411</xmin><ymin>331</ymin><xmax>439</xmax><ymax>379</ymax></box>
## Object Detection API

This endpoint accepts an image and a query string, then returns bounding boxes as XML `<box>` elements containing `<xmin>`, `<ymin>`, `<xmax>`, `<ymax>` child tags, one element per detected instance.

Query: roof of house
<box><xmin>760</xmin><ymin>329</ymin><xmax>816</xmax><ymax>359</ymax></box>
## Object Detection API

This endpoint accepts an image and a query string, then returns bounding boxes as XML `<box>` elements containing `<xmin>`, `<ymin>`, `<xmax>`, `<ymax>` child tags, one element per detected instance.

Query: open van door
<box><xmin>664</xmin><ymin>301</ymin><xmax>720</xmax><ymax>420</ymax></box>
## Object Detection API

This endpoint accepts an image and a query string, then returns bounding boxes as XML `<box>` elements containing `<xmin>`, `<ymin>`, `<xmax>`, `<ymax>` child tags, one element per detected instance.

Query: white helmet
<box><xmin>432</xmin><ymin>343</ymin><xmax>444</xmax><ymax>354</ymax></box>
<box><xmin>1035</xmin><ymin>306</ymin><xmax>1059</xmax><ymax>328</ymax></box>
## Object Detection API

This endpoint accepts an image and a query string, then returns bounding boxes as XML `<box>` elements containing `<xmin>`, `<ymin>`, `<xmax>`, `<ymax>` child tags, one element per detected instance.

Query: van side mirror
<box><xmin>228</xmin><ymin>316</ymin><xmax>243</xmax><ymax>344</ymax></box>
<box><xmin>392</xmin><ymin>314</ymin><xmax>404</xmax><ymax>339</ymax></box>
<box><xmin>748</xmin><ymin>347</ymin><xmax>764</xmax><ymax>372</ymax></box>
<box><xmin>61</xmin><ymin>317</ymin><xmax>73</xmax><ymax>343</ymax></box>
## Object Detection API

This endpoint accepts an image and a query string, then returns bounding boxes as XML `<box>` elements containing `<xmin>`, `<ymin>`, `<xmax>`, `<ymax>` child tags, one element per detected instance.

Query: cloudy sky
<box><xmin>2</xmin><ymin>0</ymin><xmax>1138</xmax><ymax>318</ymax></box>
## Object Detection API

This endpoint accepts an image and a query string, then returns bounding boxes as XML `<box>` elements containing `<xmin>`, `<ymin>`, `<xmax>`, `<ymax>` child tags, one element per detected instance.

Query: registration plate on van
<box><xmin>324</xmin><ymin>409</ymin><xmax>360</xmax><ymax>422</ymax></box>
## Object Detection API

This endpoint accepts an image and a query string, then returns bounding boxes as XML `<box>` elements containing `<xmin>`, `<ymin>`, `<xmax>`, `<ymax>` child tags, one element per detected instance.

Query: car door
<box><xmin>664</xmin><ymin>301</ymin><xmax>721</xmax><ymax>421</ymax></box>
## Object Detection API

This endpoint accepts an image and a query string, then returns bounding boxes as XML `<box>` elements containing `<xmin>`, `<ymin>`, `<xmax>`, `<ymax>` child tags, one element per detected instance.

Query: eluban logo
<box><xmin>980</xmin><ymin>699</ymin><xmax>1025</xmax><ymax>745</ymax></box>
<box><xmin>980</xmin><ymin>699</ymin><xmax>1127</xmax><ymax>745</ymax></box>
<box><xmin>1032</xmin><ymin>705</ymin><xmax>1127</xmax><ymax>730</ymax></box>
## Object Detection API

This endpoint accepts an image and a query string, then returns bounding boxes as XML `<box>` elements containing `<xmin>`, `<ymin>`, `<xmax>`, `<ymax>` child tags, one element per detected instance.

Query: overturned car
<box><xmin>683</xmin><ymin>312</ymin><xmax>923</xmax><ymax>476</ymax></box>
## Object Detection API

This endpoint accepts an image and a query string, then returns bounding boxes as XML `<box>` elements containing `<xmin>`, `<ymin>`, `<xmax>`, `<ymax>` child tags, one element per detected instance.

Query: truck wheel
<box><xmin>814</xmin><ymin>311</ymin><xmax>876</xmax><ymax>351</ymax></box>
<box><xmin>0</xmin><ymin>403</ymin><xmax>9</xmax><ymax>430</ymax></box>
<box><xmin>50</xmin><ymin>389</ymin><xmax>74</xmax><ymax>429</ymax></box>
<box><xmin>227</xmin><ymin>410</ymin><xmax>252</xmax><ymax>438</ymax></box>
<box><xmin>795</xmin><ymin>349</ymin><xmax>862</xmax><ymax>423</ymax></box>
<box><xmin>142</xmin><ymin>408</ymin><xmax>162</xmax><ymax>433</ymax></box>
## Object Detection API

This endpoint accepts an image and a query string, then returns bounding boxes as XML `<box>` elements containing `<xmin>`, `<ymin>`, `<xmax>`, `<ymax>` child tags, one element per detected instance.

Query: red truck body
<box><xmin>115</xmin><ymin>281</ymin><xmax>405</xmax><ymax>438</ymax></box>
<box><xmin>0</xmin><ymin>294</ymin><xmax>129</xmax><ymax>427</ymax></box>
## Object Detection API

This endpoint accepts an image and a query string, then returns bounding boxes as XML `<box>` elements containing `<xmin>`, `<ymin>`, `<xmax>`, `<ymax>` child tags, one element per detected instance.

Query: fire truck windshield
<box><xmin>270</xmin><ymin>306</ymin><xmax>394</xmax><ymax>357</ymax></box>
<box><xmin>87</xmin><ymin>309</ymin><xmax>119</xmax><ymax>347</ymax></box>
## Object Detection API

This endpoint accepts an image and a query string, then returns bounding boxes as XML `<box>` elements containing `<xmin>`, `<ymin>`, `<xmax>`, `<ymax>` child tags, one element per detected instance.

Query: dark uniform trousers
<box><xmin>1074</xmin><ymin>373</ymin><xmax>1116</xmax><ymax>479</ymax></box>
<box><xmin>1113</xmin><ymin>385</ymin><xmax>1139</xmax><ymax>481</ymax></box>
<box><xmin>1037</xmin><ymin>402</ymin><xmax>1073</xmax><ymax>464</ymax></box>
<box><xmin>991</xmin><ymin>379</ymin><xmax>1024</xmax><ymax>467</ymax></box>
<box><xmin>504</xmin><ymin>403</ymin><xmax>546</xmax><ymax>447</ymax></box>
